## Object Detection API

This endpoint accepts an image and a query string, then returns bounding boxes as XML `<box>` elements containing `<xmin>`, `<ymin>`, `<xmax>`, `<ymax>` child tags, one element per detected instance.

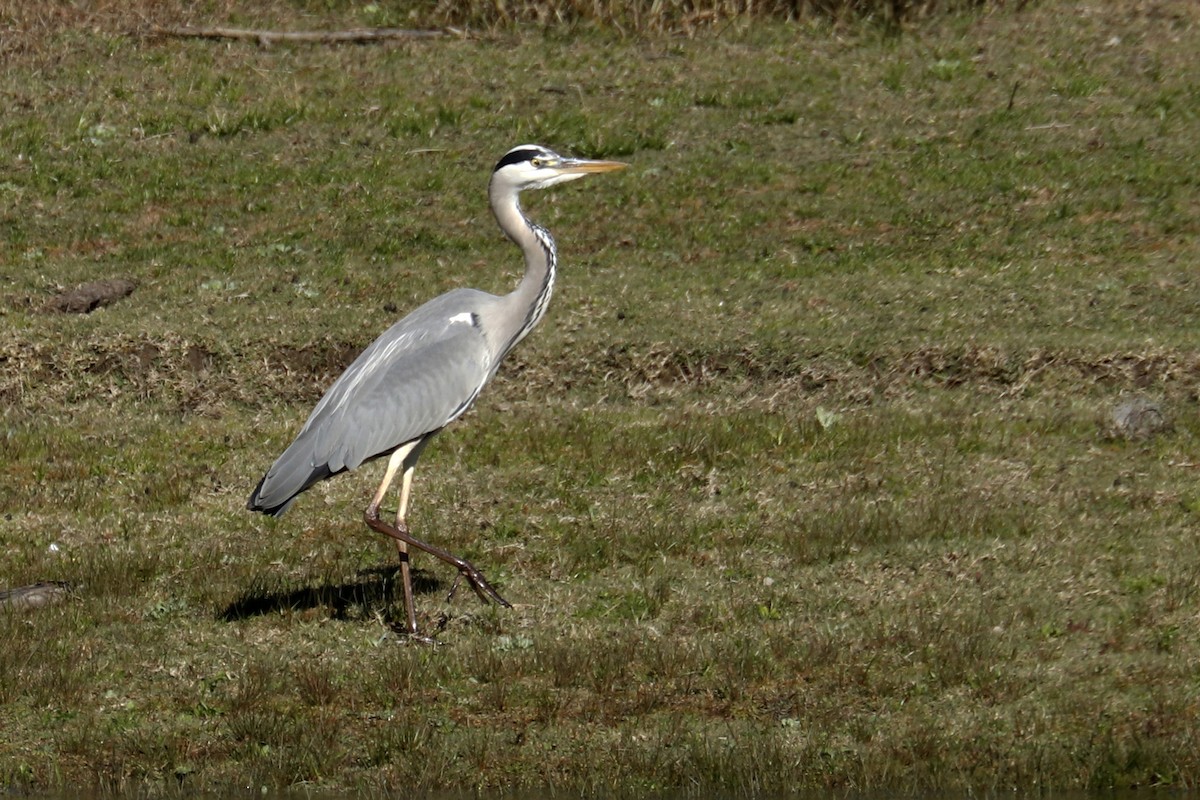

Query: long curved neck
<box><xmin>490</xmin><ymin>179</ymin><xmax>557</xmax><ymax>351</ymax></box>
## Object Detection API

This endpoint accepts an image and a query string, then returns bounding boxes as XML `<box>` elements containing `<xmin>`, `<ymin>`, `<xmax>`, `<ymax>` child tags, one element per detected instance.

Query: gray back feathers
<box><xmin>248</xmin><ymin>288</ymin><xmax>499</xmax><ymax>514</ymax></box>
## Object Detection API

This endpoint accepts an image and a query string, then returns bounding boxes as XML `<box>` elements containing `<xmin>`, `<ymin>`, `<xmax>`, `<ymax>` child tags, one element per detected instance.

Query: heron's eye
<box><xmin>530</xmin><ymin>157</ymin><xmax>543</xmax><ymax>168</ymax></box>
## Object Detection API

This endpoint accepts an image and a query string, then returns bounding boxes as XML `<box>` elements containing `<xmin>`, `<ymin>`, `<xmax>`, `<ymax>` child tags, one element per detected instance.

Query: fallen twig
<box><xmin>150</xmin><ymin>26</ymin><xmax>456</xmax><ymax>45</ymax></box>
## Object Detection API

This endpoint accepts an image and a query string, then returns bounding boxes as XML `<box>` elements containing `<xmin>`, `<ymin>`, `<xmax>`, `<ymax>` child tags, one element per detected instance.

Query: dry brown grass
<box><xmin>0</xmin><ymin>0</ymin><xmax>1004</xmax><ymax>51</ymax></box>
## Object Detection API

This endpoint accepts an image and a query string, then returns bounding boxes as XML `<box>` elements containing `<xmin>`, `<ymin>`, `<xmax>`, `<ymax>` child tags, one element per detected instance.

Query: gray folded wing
<box><xmin>248</xmin><ymin>289</ymin><xmax>495</xmax><ymax>515</ymax></box>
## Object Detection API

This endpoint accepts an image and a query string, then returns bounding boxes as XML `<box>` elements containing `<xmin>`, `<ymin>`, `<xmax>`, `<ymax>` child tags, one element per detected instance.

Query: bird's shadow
<box><xmin>218</xmin><ymin>565</ymin><xmax>443</xmax><ymax>623</ymax></box>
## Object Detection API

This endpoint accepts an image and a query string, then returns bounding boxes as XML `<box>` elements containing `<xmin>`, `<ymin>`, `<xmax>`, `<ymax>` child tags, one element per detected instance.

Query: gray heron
<box><xmin>247</xmin><ymin>145</ymin><xmax>626</xmax><ymax>636</ymax></box>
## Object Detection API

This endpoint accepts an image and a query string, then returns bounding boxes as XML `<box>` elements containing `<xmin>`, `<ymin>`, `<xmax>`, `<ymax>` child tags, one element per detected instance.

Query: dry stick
<box><xmin>150</xmin><ymin>26</ymin><xmax>457</xmax><ymax>45</ymax></box>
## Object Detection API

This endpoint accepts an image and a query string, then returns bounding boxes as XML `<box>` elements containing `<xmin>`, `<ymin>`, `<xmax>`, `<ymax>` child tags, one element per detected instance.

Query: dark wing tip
<box><xmin>246</xmin><ymin>463</ymin><xmax>338</xmax><ymax>518</ymax></box>
<box><xmin>246</xmin><ymin>473</ymin><xmax>290</xmax><ymax>517</ymax></box>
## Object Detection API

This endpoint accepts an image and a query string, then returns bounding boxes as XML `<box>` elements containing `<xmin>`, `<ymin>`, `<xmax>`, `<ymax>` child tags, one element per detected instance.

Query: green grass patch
<box><xmin>2</xmin><ymin>0</ymin><xmax>1200</xmax><ymax>795</ymax></box>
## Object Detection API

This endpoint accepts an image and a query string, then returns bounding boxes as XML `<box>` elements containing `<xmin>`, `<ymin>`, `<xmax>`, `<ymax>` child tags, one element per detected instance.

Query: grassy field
<box><xmin>2</xmin><ymin>0</ymin><xmax>1200</xmax><ymax>795</ymax></box>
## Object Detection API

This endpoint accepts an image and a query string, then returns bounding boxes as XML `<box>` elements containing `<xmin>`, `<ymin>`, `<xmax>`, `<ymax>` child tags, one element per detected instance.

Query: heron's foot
<box><xmin>387</xmin><ymin>611</ymin><xmax>451</xmax><ymax>645</ymax></box>
<box><xmin>391</xmin><ymin>612</ymin><xmax>418</xmax><ymax>637</ymax></box>
<box><xmin>363</xmin><ymin>508</ymin><xmax>510</xmax><ymax>609</ymax></box>
<box><xmin>451</xmin><ymin>562</ymin><xmax>512</xmax><ymax>608</ymax></box>
<box><xmin>387</xmin><ymin>623</ymin><xmax>440</xmax><ymax>646</ymax></box>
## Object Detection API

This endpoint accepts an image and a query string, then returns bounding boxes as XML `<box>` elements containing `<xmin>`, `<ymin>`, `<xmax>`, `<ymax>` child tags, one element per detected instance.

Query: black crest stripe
<box><xmin>493</xmin><ymin>148</ymin><xmax>544</xmax><ymax>172</ymax></box>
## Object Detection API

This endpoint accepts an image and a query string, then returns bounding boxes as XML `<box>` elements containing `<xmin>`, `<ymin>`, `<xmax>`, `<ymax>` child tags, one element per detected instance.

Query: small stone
<box><xmin>1109</xmin><ymin>397</ymin><xmax>1170</xmax><ymax>440</ymax></box>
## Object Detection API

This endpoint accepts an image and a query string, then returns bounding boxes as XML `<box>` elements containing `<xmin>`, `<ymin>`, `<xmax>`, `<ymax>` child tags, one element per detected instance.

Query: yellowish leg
<box><xmin>366</xmin><ymin>443</ymin><xmax>419</xmax><ymax>635</ymax></box>
<box><xmin>362</xmin><ymin>439</ymin><xmax>511</xmax><ymax>636</ymax></box>
<box><xmin>394</xmin><ymin>465</ymin><xmax>417</xmax><ymax>634</ymax></box>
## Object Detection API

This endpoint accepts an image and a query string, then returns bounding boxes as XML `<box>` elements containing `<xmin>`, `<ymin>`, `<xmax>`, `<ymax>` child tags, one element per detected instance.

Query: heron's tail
<box><xmin>246</xmin><ymin>446</ymin><xmax>336</xmax><ymax>517</ymax></box>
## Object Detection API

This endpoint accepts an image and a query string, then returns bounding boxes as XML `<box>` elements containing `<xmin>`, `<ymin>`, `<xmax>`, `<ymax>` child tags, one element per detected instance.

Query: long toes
<box><xmin>475</xmin><ymin>578</ymin><xmax>511</xmax><ymax>608</ymax></box>
<box><xmin>460</xmin><ymin>568</ymin><xmax>510</xmax><ymax>608</ymax></box>
<box><xmin>397</xmin><ymin>631</ymin><xmax>440</xmax><ymax>646</ymax></box>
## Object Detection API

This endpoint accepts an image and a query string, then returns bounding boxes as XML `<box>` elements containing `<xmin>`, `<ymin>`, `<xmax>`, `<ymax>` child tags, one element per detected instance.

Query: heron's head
<box><xmin>490</xmin><ymin>145</ymin><xmax>627</xmax><ymax>193</ymax></box>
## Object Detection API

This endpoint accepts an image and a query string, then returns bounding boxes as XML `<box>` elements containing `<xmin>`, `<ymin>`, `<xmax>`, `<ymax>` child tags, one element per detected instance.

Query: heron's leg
<box><xmin>364</xmin><ymin>444</ymin><xmax>511</xmax><ymax>619</ymax></box>
<box><xmin>367</xmin><ymin>446</ymin><xmax>418</xmax><ymax>635</ymax></box>
<box><xmin>393</xmin><ymin>464</ymin><xmax>417</xmax><ymax>634</ymax></box>
<box><xmin>365</xmin><ymin>509</ymin><xmax>511</xmax><ymax>609</ymax></box>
